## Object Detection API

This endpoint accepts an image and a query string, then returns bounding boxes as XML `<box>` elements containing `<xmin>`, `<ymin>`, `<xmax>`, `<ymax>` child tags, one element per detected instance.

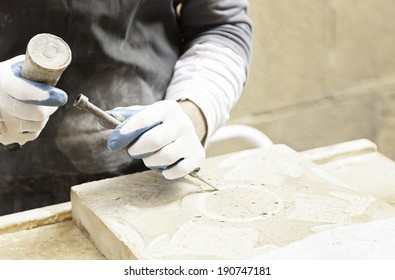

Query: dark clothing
<box><xmin>0</xmin><ymin>0</ymin><xmax>252</xmax><ymax>215</ymax></box>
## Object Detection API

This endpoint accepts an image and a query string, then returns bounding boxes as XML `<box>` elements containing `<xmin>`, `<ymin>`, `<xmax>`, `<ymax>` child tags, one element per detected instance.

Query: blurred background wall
<box><xmin>208</xmin><ymin>0</ymin><xmax>395</xmax><ymax>159</ymax></box>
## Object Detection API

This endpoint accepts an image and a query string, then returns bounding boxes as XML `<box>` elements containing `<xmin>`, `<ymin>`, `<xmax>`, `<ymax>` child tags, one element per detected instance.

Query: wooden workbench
<box><xmin>1</xmin><ymin>139</ymin><xmax>394</xmax><ymax>259</ymax></box>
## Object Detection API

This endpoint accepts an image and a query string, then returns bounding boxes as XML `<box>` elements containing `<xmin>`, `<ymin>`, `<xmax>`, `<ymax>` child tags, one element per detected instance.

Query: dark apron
<box><xmin>0</xmin><ymin>0</ymin><xmax>181</xmax><ymax>214</ymax></box>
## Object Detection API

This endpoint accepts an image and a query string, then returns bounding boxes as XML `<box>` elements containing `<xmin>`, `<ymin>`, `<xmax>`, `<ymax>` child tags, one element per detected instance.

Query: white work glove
<box><xmin>0</xmin><ymin>55</ymin><xmax>67</xmax><ymax>145</ymax></box>
<box><xmin>107</xmin><ymin>100</ymin><xmax>205</xmax><ymax>179</ymax></box>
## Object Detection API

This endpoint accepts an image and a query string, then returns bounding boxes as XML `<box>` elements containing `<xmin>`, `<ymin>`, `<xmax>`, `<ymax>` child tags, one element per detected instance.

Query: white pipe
<box><xmin>209</xmin><ymin>124</ymin><xmax>273</xmax><ymax>148</ymax></box>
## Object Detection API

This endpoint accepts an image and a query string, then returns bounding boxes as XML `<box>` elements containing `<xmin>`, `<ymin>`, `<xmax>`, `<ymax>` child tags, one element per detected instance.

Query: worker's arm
<box><xmin>165</xmin><ymin>0</ymin><xmax>252</xmax><ymax>142</ymax></box>
<box><xmin>0</xmin><ymin>55</ymin><xmax>67</xmax><ymax>146</ymax></box>
<box><xmin>107</xmin><ymin>1</ymin><xmax>252</xmax><ymax>179</ymax></box>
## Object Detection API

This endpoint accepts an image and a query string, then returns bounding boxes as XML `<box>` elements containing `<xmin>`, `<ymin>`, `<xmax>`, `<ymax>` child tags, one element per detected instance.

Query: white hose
<box><xmin>209</xmin><ymin>124</ymin><xmax>273</xmax><ymax>148</ymax></box>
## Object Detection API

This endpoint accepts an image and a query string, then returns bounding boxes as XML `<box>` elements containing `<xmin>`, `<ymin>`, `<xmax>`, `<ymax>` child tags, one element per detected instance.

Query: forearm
<box><xmin>166</xmin><ymin>0</ymin><xmax>251</xmax><ymax>144</ymax></box>
<box><xmin>165</xmin><ymin>42</ymin><xmax>247</xmax><ymax>144</ymax></box>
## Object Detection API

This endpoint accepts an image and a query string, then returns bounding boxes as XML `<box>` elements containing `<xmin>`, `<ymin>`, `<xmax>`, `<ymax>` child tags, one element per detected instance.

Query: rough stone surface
<box><xmin>71</xmin><ymin>145</ymin><xmax>395</xmax><ymax>259</ymax></box>
<box><xmin>255</xmin><ymin>216</ymin><xmax>395</xmax><ymax>259</ymax></box>
<box><xmin>0</xmin><ymin>202</ymin><xmax>71</xmax><ymax>235</ymax></box>
<box><xmin>0</xmin><ymin>220</ymin><xmax>105</xmax><ymax>260</ymax></box>
<box><xmin>301</xmin><ymin>139</ymin><xmax>395</xmax><ymax>207</ymax></box>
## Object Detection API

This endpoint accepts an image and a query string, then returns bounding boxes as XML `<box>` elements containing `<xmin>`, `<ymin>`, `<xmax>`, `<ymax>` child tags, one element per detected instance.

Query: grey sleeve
<box><xmin>179</xmin><ymin>0</ymin><xmax>252</xmax><ymax>69</ymax></box>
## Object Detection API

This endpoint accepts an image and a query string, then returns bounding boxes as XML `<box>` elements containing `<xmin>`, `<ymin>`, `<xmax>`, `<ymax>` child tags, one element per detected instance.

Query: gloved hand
<box><xmin>107</xmin><ymin>100</ymin><xmax>206</xmax><ymax>179</ymax></box>
<box><xmin>0</xmin><ymin>55</ymin><xmax>67</xmax><ymax>145</ymax></box>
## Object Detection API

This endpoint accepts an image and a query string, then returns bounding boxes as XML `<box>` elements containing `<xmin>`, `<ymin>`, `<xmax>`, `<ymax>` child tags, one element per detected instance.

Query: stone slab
<box><xmin>255</xmin><ymin>216</ymin><xmax>395</xmax><ymax>259</ymax></box>
<box><xmin>71</xmin><ymin>145</ymin><xmax>395</xmax><ymax>259</ymax></box>
<box><xmin>0</xmin><ymin>220</ymin><xmax>104</xmax><ymax>260</ymax></box>
<box><xmin>0</xmin><ymin>202</ymin><xmax>71</xmax><ymax>235</ymax></box>
<box><xmin>300</xmin><ymin>139</ymin><xmax>395</xmax><ymax>207</ymax></box>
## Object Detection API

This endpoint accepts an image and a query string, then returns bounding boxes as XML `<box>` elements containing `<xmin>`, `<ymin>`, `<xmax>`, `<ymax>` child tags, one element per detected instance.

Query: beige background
<box><xmin>209</xmin><ymin>0</ymin><xmax>395</xmax><ymax>159</ymax></box>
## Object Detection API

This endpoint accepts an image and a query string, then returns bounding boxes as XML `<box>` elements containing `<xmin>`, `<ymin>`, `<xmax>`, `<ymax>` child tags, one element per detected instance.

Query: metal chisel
<box><xmin>73</xmin><ymin>93</ymin><xmax>218</xmax><ymax>191</ymax></box>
